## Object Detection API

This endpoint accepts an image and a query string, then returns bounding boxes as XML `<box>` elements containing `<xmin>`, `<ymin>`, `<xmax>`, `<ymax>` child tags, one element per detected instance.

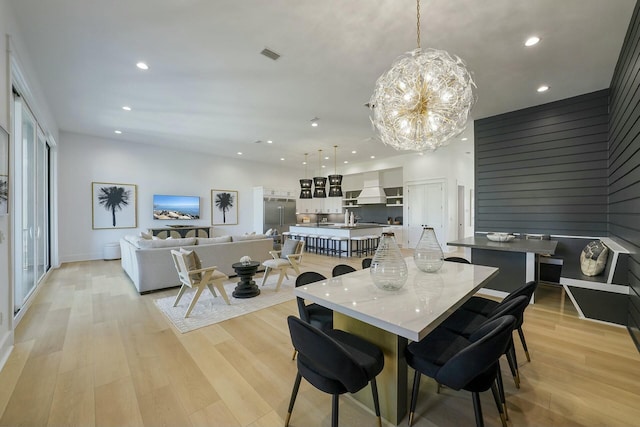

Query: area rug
<box><xmin>154</xmin><ymin>276</ymin><xmax>295</xmax><ymax>333</ymax></box>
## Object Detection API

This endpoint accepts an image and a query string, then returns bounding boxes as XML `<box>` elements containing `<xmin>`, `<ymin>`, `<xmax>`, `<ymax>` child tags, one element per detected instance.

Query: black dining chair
<box><xmin>292</xmin><ymin>272</ymin><xmax>333</xmax><ymax>360</ymax></box>
<box><xmin>444</xmin><ymin>256</ymin><xmax>471</xmax><ymax>264</ymax></box>
<box><xmin>332</xmin><ymin>264</ymin><xmax>357</xmax><ymax>277</ymax></box>
<box><xmin>286</xmin><ymin>316</ymin><xmax>385</xmax><ymax>427</ymax></box>
<box><xmin>461</xmin><ymin>281</ymin><xmax>538</xmax><ymax>362</ymax></box>
<box><xmin>440</xmin><ymin>295</ymin><xmax>530</xmax><ymax>389</ymax></box>
<box><xmin>406</xmin><ymin>315</ymin><xmax>516</xmax><ymax>427</ymax></box>
<box><xmin>361</xmin><ymin>257</ymin><xmax>373</xmax><ymax>269</ymax></box>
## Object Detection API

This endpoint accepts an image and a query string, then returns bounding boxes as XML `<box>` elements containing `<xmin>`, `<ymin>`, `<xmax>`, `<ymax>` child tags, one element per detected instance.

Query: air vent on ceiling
<box><xmin>254</xmin><ymin>140</ymin><xmax>263</xmax><ymax>144</ymax></box>
<box><xmin>260</xmin><ymin>48</ymin><xmax>281</xmax><ymax>61</ymax></box>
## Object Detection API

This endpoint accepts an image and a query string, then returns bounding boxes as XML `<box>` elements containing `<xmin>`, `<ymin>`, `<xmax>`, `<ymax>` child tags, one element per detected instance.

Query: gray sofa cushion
<box><xmin>137</xmin><ymin>237</ymin><xmax>196</xmax><ymax>249</ymax></box>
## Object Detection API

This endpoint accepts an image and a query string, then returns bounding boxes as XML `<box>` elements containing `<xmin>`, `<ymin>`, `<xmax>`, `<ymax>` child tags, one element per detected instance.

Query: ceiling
<box><xmin>8</xmin><ymin>0</ymin><xmax>636</xmax><ymax>168</ymax></box>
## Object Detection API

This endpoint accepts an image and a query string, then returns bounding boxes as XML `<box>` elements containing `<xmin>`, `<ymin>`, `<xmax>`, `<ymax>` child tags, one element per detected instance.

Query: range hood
<box><xmin>357</xmin><ymin>172</ymin><xmax>387</xmax><ymax>205</ymax></box>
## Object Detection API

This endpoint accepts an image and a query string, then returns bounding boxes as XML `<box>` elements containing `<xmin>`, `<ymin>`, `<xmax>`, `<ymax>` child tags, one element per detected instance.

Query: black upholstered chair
<box><xmin>361</xmin><ymin>257</ymin><xmax>373</xmax><ymax>269</ymax></box>
<box><xmin>286</xmin><ymin>316</ymin><xmax>385</xmax><ymax>427</ymax></box>
<box><xmin>444</xmin><ymin>256</ymin><xmax>471</xmax><ymax>264</ymax></box>
<box><xmin>461</xmin><ymin>281</ymin><xmax>538</xmax><ymax>363</ymax></box>
<box><xmin>292</xmin><ymin>272</ymin><xmax>333</xmax><ymax>360</ymax></box>
<box><xmin>406</xmin><ymin>315</ymin><xmax>516</xmax><ymax>427</ymax></box>
<box><xmin>332</xmin><ymin>264</ymin><xmax>357</xmax><ymax>277</ymax></box>
<box><xmin>440</xmin><ymin>295</ymin><xmax>530</xmax><ymax>389</ymax></box>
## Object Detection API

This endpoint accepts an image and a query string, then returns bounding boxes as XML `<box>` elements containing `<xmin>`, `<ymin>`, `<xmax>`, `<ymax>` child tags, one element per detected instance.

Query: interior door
<box><xmin>406</xmin><ymin>181</ymin><xmax>445</xmax><ymax>248</ymax></box>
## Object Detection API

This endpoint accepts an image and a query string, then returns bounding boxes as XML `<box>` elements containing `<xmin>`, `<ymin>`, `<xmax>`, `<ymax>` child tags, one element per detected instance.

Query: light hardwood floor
<box><xmin>1</xmin><ymin>252</ymin><xmax>639</xmax><ymax>427</ymax></box>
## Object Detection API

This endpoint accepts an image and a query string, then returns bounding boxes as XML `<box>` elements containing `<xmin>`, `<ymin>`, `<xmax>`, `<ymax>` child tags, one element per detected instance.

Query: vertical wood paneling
<box><xmin>475</xmin><ymin>90</ymin><xmax>610</xmax><ymax>235</ymax></box>
<box><xmin>609</xmin><ymin>0</ymin><xmax>640</xmax><ymax>350</ymax></box>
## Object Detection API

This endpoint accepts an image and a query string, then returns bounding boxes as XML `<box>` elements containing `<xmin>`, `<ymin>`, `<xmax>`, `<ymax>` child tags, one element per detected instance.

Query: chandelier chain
<box><xmin>416</xmin><ymin>0</ymin><xmax>421</xmax><ymax>49</ymax></box>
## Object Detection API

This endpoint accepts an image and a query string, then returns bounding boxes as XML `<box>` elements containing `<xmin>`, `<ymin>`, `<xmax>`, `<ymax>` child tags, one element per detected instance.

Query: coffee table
<box><xmin>231</xmin><ymin>261</ymin><xmax>261</xmax><ymax>298</ymax></box>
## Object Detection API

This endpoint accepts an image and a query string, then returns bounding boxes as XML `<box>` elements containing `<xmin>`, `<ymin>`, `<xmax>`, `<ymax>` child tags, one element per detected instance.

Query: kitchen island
<box><xmin>448</xmin><ymin>235</ymin><xmax>557</xmax><ymax>295</ymax></box>
<box><xmin>289</xmin><ymin>224</ymin><xmax>384</xmax><ymax>257</ymax></box>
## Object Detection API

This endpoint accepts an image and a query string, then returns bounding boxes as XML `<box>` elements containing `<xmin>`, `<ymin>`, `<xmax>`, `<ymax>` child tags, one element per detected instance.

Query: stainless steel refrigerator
<box><xmin>263</xmin><ymin>198</ymin><xmax>297</xmax><ymax>235</ymax></box>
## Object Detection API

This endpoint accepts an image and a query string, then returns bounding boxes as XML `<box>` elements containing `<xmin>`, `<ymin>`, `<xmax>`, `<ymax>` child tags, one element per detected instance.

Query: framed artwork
<box><xmin>0</xmin><ymin>127</ymin><xmax>7</xmax><ymax>215</ymax></box>
<box><xmin>92</xmin><ymin>182</ymin><xmax>137</xmax><ymax>229</ymax></box>
<box><xmin>211</xmin><ymin>189</ymin><xmax>238</xmax><ymax>225</ymax></box>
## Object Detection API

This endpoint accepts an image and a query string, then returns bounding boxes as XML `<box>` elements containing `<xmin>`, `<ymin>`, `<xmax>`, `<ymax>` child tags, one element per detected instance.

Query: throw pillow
<box><xmin>280</xmin><ymin>239</ymin><xmax>300</xmax><ymax>259</ymax></box>
<box><xmin>180</xmin><ymin>248</ymin><xmax>202</xmax><ymax>281</ymax></box>
<box><xmin>580</xmin><ymin>240</ymin><xmax>609</xmax><ymax>276</ymax></box>
<box><xmin>265</xmin><ymin>228</ymin><xmax>274</xmax><ymax>236</ymax></box>
<box><xmin>140</xmin><ymin>231</ymin><xmax>153</xmax><ymax>240</ymax></box>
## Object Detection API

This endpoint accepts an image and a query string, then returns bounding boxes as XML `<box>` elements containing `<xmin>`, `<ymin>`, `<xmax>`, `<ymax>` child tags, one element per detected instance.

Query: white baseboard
<box><xmin>0</xmin><ymin>330</ymin><xmax>14</xmax><ymax>372</ymax></box>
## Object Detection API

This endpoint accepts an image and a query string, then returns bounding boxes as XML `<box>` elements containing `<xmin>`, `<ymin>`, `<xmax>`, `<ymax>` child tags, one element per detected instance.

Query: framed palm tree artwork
<box><xmin>211</xmin><ymin>189</ymin><xmax>238</xmax><ymax>225</ymax></box>
<box><xmin>92</xmin><ymin>182</ymin><xmax>137</xmax><ymax>229</ymax></box>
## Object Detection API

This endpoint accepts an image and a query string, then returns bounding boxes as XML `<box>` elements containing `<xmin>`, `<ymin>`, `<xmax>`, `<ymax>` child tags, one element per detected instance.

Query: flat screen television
<box><xmin>153</xmin><ymin>194</ymin><xmax>200</xmax><ymax>220</ymax></box>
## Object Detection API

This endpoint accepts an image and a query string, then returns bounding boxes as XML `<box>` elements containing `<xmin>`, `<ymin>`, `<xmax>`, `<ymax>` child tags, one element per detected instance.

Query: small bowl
<box><xmin>486</xmin><ymin>232</ymin><xmax>515</xmax><ymax>242</ymax></box>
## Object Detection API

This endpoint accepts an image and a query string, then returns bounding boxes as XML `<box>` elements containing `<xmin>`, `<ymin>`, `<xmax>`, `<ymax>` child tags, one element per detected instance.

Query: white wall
<box><xmin>0</xmin><ymin>0</ymin><xmax>60</xmax><ymax>368</ymax></box>
<box><xmin>57</xmin><ymin>131</ymin><xmax>301</xmax><ymax>262</ymax></box>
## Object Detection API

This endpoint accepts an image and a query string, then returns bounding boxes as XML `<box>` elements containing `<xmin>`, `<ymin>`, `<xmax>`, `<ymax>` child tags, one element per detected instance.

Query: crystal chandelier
<box><xmin>299</xmin><ymin>153</ymin><xmax>312</xmax><ymax>199</ymax></box>
<box><xmin>328</xmin><ymin>145</ymin><xmax>343</xmax><ymax>197</ymax></box>
<box><xmin>369</xmin><ymin>0</ymin><xmax>476</xmax><ymax>152</ymax></box>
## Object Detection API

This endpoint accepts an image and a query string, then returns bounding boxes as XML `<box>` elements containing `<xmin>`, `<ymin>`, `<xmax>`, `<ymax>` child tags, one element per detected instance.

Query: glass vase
<box><xmin>414</xmin><ymin>226</ymin><xmax>444</xmax><ymax>272</ymax></box>
<box><xmin>370</xmin><ymin>232</ymin><xmax>408</xmax><ymax>291</ymax></box>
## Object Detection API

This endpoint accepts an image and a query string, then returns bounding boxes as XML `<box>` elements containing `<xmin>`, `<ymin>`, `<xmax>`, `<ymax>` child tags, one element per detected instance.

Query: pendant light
<box><xmin>328</xmin><ymin>145</ymin><xmax>343</xmax><ymax>197</ymax></box>
<box><xmin>313</xmin><ymin>149</ymin><xmax>327</xmax><ymax>198</ymax></box>
<box><xmin>299</xmin><ymin>153</ymin><xmax>312</xmax><ymax>199</ymax></box>
<box><xmin>369</xmin><ymin>0</ymin><xmax>476</xmax><ymax>152</ymax></box>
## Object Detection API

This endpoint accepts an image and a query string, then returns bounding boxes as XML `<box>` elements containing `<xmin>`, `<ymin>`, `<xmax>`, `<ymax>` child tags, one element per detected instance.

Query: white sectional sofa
<box><xmin>120</xmin><ymin>234</ymin><xmax>273</xmax><ymax>293</ymax></box>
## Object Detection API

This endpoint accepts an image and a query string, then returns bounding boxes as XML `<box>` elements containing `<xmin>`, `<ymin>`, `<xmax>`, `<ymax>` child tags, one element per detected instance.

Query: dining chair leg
<box><xmin>370</xmin><ymin>378</ymin><xmax>382</xmax><ymax>427</ymax></box>
<box><xmin>471</xmin><ymin>392</ymin><xmax>485</xmax><ymax>427</ymax></box>
<box><xmin>496</xmin><ymin>362</ymin><xmax>508</xmax><ymax>420</ymax></box>
<box><xmin>291</xmin><ymin>349</ymin><xmax>297</xmax><ymax>360</ymax></box>
<box><xmin>332</xmin><ymin>394</ymin><xmax>339</xmax><ymax>427</ymax></box>
<box><xmin>505</xmin><ymin>342</ymin><xmax>520</xmax><ymax>388</ymax></box>
<box><xmin>173</xmin><ymin>284</ymin><xmax>188</xmax><ymax>307</ymax></box>
<box><xmin>408</xmin><ymin>370</ymin><xmax>421</xmax><ymax>426</ymax></box>
<box><xmin>285</xmin><ymin>373</ymin><xmax>302</xmax><ymax>427</ymax></box>
<box><xmin>518</xmin><ymin>327</ymin><xmax>531</xmax><ymax>362</ymax></box>
<box><xmin>184</xmin><ymin>284</ymin><xmax>206</xmax><ymax>318</ymax></box>
<box><xmin>491</xmin><ymin>381</ymin><xmax>507</xmax><ymax>427</ymax></box>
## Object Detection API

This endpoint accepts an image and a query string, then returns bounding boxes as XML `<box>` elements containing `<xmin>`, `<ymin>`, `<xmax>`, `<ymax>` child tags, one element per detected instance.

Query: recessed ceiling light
<box><xmin>461</xmin><ymin>137</ymin><xmax>468</xmax><ymax>141</ymax></box>
<box><xmin>525</xmin><ymin>36</ymin><xmax>540</xmax><ymax>47</ymax></box>
<box><xmin>321</xmin><ymin>165</ymin><xmax>326</xmax><ymax>168</ymax></box>
<box><xmin>351</xmin><ymin>150</ymin><xmax>357</xmax><ymax>154</ymax></box>
<box><xmin>122</xmin><ymin>106</ymin><xmax>132</xmax><ymax>111</ymax></box>
<box><xmin>302</xmin><ymin>161</ymin><xmax>307</xmax><ymax>165</ymax></box>
<box><xmin>537</xmin><ymin>85</ymin><xmax>549</xmax><ymax>92</ymax></box>
<box><xmin>310</xmin><ymin>117</ymin><xmax>320</xmax><ymax>127</ymax></box>
<box><xmin>237</xmin><ymin>152</ymin><xmax>243</xmax><ymax>155</ymax></box>
<box><xmin>343</xmin><ymin>160</ymin><xmax>349</xmax><ymax>164</ymax></box>
<box><xmin>280</xmin><ymin>158</ymin><xmax>285</xmax><ymax>161</ymax></box>
<box><xmin>114</xmin><ymin>130</ymin><xmax>122</xmax><ymax>134</ymax></box>
<box><xmin>267</xmin><ymin>140</ymin><xmax>273</xmax><ymax>144</ymax></box>
<box><xmin>324</xmin><ymin>156</ymin><xmax>329</xmax><ymax>160</ymax></box>
<box><xmin>370</xmin><ymin>155</ymin><xmax>375</xmax><ymax>159</ymax></box>
<box><xmin>136</xmin><ymin>62</ymin><xmax>149</xmax><ymax>70</ymax></box>
<box><xmin>311</xmin><ymin>122</ymin><xmax>318</xmax><ymax>127</ymax></box>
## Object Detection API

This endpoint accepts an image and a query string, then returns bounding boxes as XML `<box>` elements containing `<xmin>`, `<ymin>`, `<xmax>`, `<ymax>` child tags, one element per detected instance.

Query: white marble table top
<box><xmin>294</xmin><ymin>258</ymin><xmax>499</xmax><ymax>341</ymax></box>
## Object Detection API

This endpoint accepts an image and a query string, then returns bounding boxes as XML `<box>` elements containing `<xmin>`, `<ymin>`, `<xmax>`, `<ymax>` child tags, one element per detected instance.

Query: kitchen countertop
<box><xmin>448</xmin><ymin>236</ymin><xmax>557</xmax><ymax>255</ymax></box>
<box><xmin>293</xmin><ymin>223</ymin><xmax>384</xmax><ymax>229</ymax></box>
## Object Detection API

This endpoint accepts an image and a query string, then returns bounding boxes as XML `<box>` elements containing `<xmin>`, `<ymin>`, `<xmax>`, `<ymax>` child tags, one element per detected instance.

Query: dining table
<box><xmin>293</xmin><ymin>257</ymin><xmax>499</xmax><ymax>425</ymax></box>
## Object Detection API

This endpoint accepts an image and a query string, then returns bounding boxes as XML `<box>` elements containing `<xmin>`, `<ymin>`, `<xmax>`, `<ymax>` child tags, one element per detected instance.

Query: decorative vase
<box><xmin>370</xmin><ymin>232</ymin><xmax>408</xmax><ymax>291</ymax></box>
<box><xmin>414</xmin><ymin>226</ymin><xmax>444</xmax><ymax>272</ymax></box>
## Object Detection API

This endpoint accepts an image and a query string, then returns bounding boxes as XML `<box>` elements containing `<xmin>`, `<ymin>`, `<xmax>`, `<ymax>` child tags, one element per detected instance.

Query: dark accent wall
<box><xmin>474</xmin><ymin>90</ymin><xmax>610</xmax><ymax>235</ymax></box>
<box><xmin>609</xmin><ymin>0</ymin><xmax>640</xmax><ymax>350</ymax></box>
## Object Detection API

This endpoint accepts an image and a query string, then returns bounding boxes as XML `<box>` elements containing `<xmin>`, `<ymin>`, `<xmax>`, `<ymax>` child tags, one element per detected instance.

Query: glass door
<box><xmin>13</xmin><ymin>94</ymin><xmax>50</xmax><ymax>313</ymax></box>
